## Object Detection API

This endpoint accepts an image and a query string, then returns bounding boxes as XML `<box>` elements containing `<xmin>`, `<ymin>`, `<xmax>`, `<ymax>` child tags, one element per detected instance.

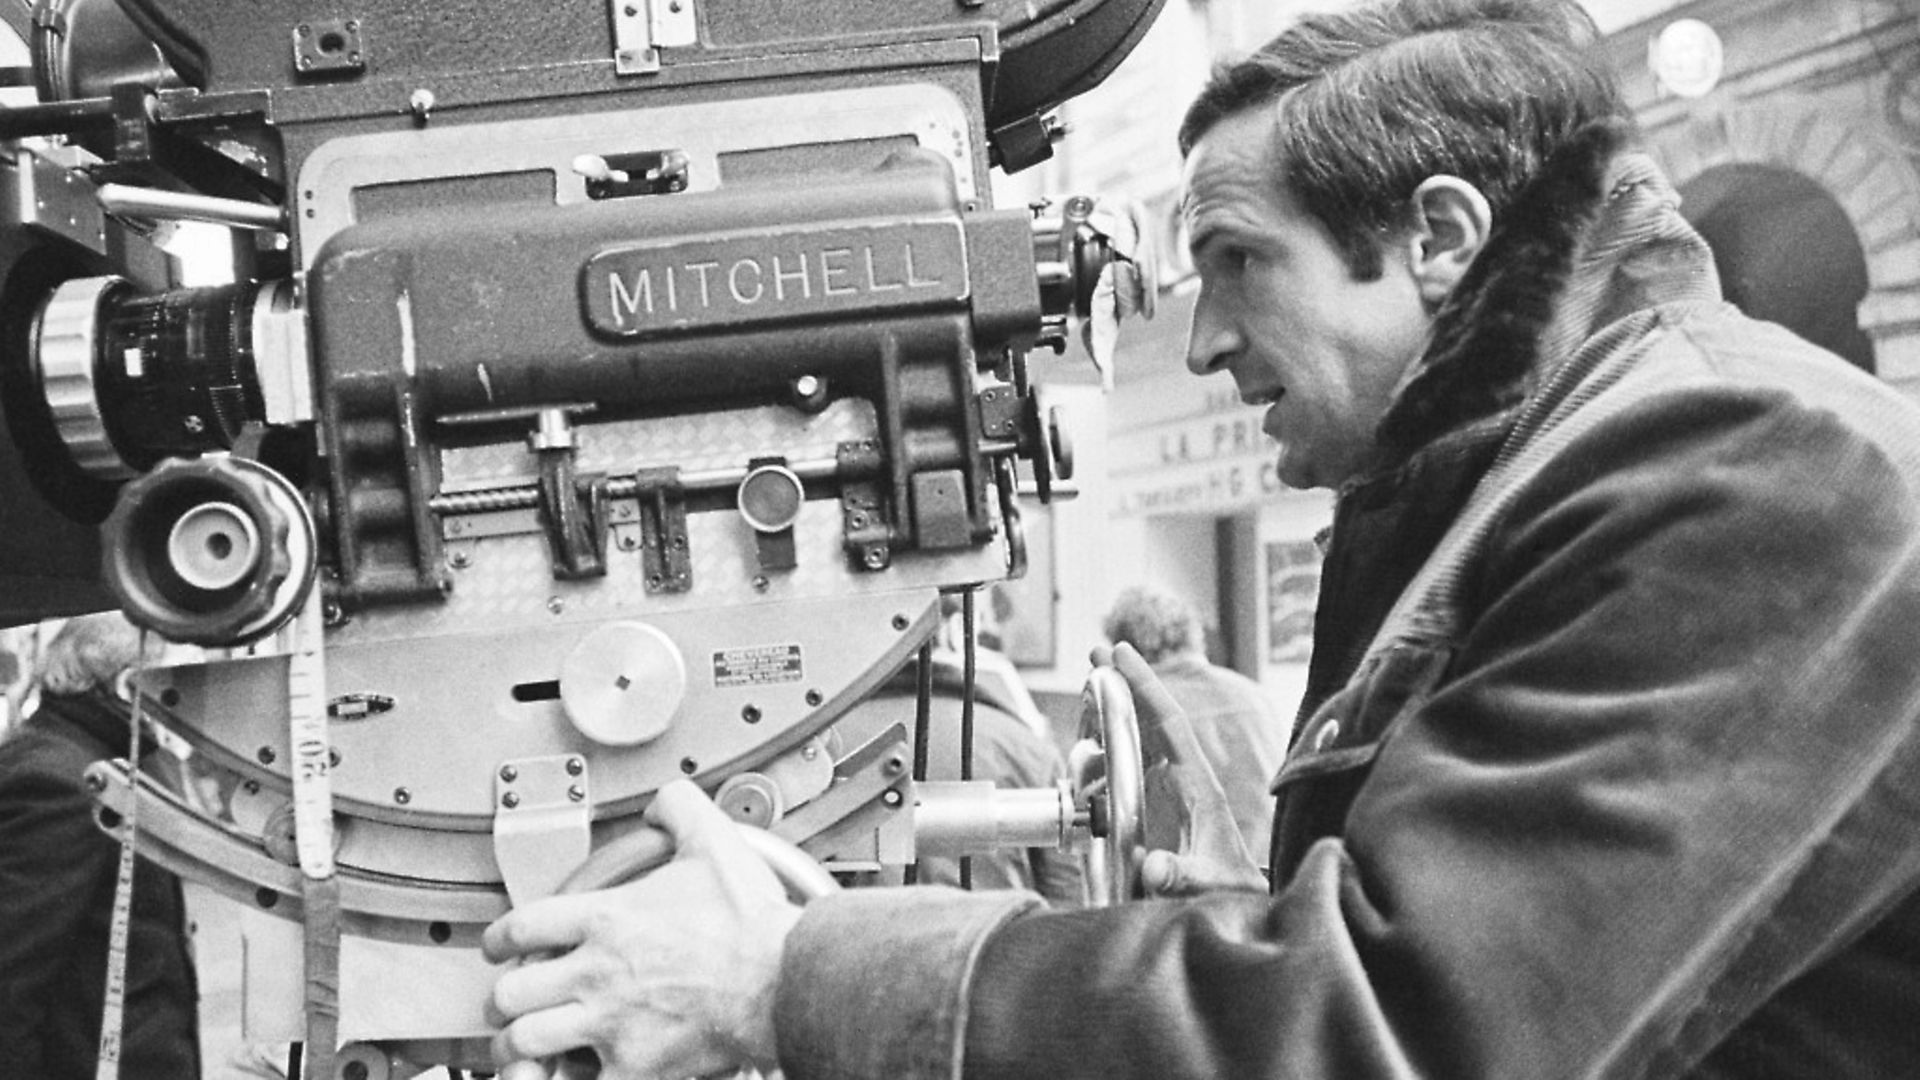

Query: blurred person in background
<box><xmin>928</xmin><ymin>590</ymin><xmax>1052</xmax><ymax>745</ymax></box>
<box><xmin>835</xmin><ymin>594</ymin><xmax>1085</xmax><ymax>905</ymax></box>
<box><xmin>0</xmin><ymin>612</ymin><xmax>200</xmax><ymax>1080</ymax></box>
<box><xmin>1102</xmin><ymin>585</ymin><xmax>1284</xmax><ymax>861</ymax></box>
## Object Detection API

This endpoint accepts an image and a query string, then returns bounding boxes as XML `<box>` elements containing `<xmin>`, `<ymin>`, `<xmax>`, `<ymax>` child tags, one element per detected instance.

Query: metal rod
<box><xmin>433</xmin><ymin>450</ymin><xmax>902</xmax><ymax>516</ymax></box>
<box><xmin>430</xmin><ymin>443</ymin><xmax>1034</xmax><ymax>517</ymax></box>
<box><xmin>96</xmin><ymin>183</ymin><xmax>287</xmax><ymax>231</ymax></box>
<box><xmin>0</xmin><ymin>96</ymin><xmax>114</xmax><ymax>138</ymax></box>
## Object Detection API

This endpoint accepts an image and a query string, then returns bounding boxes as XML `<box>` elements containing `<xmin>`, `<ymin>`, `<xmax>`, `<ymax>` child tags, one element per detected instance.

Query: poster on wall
<box><xmin>1266</xmin><ymin>538</ymin><xmax>1322</xmax><ymax>664</ymax></box>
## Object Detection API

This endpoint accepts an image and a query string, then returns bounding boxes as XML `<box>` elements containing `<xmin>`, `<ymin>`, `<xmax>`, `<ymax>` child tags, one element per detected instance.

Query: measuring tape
<box><xmin>94</xmin><ymin>634</ymin><xmax>150</xmax><ymax>1080</ymax></box>
<box><xmin>287</xmin><ymin>592</ymin><xmax>342</xmax><ymax>1080</ymax></box>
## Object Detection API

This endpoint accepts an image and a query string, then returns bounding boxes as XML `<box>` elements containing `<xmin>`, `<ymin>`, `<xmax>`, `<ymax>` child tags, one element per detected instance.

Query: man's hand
<box><xmin>482</xmin><ymin>779</ymin><xmax>803</xmax><ymax>1079</ymax></box>
<box><xmin>1091</xmin><ymin>643</ymin><xmax>1266</xmax><ymax>898</ymax></box>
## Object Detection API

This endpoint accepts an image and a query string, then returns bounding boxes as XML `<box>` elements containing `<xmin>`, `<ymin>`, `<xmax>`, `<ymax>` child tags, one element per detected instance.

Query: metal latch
<box><xmin>612</xmin><ymin>0</ymin><xmax>699</xmax><ymax>75</ymax></box>
<box><xmin>492</xmin><ymin>755</ymin><xmax>592</xmax><ymax>905</ymax></box>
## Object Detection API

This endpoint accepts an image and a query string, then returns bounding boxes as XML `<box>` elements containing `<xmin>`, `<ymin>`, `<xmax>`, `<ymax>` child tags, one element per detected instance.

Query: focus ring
<box><xmin>33</xmin><ymin>274</ymin><xmax>135</xmax><ymax>480</ymax></box>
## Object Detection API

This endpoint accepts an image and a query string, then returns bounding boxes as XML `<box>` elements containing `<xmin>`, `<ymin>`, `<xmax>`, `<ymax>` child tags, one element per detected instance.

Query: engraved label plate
<box><xmin>712</xmin><ymin>643</ymin><xmax>805</xmax><ymax>688</ymax></box>
<box><xmin>583</xmin><ymin>220</ymin><xmax>967</xmax><ymax>337</ymax></box>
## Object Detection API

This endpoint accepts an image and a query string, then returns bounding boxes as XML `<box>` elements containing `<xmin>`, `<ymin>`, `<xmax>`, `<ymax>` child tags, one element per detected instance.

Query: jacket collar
<box><xmin>27</xmin><ymin>688</ymin><xmax>152</xmax><ymax>757</ymax></box>
<box><xmin>1365</xmin><ymin>122</ymin><xmax>1722</xmax><ymax>477</ymax></box>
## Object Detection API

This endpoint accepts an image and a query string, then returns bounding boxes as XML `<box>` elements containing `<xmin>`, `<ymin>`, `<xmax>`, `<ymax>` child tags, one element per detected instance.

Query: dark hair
<box><xmin>1178</xmin><ymin>0</ymin><xmax>1628</xmax><ymax>280</ymax></box>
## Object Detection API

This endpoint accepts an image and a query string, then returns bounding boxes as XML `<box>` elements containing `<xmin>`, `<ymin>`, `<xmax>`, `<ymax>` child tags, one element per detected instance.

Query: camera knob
<box><xmin>102</xmin><ymin>455</ymin><xmax>316</xmax><ymax>646</ymax></box>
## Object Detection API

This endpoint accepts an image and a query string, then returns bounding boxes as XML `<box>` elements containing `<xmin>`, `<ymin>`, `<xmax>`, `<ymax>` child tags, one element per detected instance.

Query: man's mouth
<box><xmin>1244</xmin><ymin>389</ymin><xmax>1285</xmax><ymax>441</ymax></box>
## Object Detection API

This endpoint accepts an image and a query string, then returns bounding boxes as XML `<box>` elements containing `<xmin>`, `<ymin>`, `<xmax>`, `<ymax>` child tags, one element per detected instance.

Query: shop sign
<box><xmin>1110</xmin><ymin>383</ymin><xmax>1285</xmax><ymax>515</ymax></box>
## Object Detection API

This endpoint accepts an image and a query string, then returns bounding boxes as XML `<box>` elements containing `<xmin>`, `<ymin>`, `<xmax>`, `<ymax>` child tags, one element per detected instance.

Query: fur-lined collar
<box><xmin>1372</xmin><ymin>121</ymin><xmax>1719</xmax><ymax>463</ymax></box>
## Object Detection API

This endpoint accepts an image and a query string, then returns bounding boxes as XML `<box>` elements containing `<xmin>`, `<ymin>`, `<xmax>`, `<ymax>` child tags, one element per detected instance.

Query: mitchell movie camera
<box><xmin>0</xmin><ymin>0</ymin><xmax>1161</xmax><ymax>1074</ymax></box>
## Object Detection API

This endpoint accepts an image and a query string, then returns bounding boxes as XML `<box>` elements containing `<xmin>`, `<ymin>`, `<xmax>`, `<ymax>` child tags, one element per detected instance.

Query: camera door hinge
<box><xmin>611</xmin><ymin>0</ymin><xmax>699</xmax><ymax>75</ymax></box>
<box><xmin>530</xmin><ymin>408</ymin><xmax>609</xmax><ymax>580</ymax></box>
<box><xmin>630</xmin><ymin>467</ymin><xmax>691</xmax><ymax>594</ymax></box>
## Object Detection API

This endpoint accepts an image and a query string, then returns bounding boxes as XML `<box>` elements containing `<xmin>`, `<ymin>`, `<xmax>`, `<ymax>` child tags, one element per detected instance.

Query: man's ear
<box><xmin>1406</xmin><ymin>175</ymin><xmax>1491</xmax><ymax>308</ymax></box>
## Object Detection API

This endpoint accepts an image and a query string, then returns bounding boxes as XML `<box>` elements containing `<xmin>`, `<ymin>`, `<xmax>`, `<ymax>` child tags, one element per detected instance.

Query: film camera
<box><xmin>0</xmin><ymin>0</ymin><xmax>1161</xmax><ymax>1074</ymax></box>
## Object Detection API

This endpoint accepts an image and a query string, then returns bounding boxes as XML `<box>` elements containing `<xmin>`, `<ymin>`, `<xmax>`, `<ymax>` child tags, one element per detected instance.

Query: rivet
<box><xmin>499</xmin><ymin>765</ymin><xmax>518</xmax><ymax>782</ymax></box>
<box><xmin>502</xmin><ymin>792</ymin><xmax>521</xmax><ymax>809</ymax></box>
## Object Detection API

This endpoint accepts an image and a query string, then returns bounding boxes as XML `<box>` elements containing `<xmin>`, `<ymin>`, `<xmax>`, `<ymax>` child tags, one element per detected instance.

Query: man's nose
<box><xmin>1186</xmin><ymin>295</ymin><xmax>1237</xmax><ymax>376</ymax></box>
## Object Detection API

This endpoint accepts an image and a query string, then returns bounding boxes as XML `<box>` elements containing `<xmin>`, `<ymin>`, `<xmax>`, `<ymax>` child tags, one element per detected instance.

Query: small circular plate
<box><xmin>559</xmin><ymin>620</ymin><xmax>688</xmax><ymax>746</ymax></box>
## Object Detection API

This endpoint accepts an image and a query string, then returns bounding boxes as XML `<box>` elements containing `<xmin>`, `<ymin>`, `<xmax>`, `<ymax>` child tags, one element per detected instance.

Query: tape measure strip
<box><xmin>288</xmin><ymin>595</ymin><xmax>341</xmax><ymax>1080</ymax></box>
<box><xmin>94</xmin><ymin>634</ymin><xmax>149</xmax><ymax>1080</ymax></box>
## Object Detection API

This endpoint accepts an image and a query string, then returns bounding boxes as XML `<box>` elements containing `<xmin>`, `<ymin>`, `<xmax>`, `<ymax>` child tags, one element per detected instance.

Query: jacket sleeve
<box><xmin>777</xmin><ymin>379</ymin><xmax>1920</xmax><ymax>1080</ymax></box>
<box><xmin>0</xmin><ymin>748</ymin><xmax>116</xmax><ymax>1067</ymax></box>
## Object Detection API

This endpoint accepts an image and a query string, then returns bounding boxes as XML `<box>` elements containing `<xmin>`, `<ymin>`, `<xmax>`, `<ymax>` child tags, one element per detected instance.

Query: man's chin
<box><xmin>1272</xmin><ymin>452</ymin><xmax>1317</xmax><ymax>492</ymax></box>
